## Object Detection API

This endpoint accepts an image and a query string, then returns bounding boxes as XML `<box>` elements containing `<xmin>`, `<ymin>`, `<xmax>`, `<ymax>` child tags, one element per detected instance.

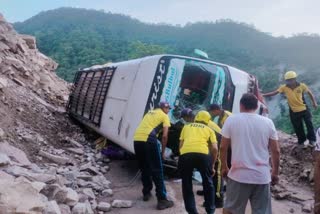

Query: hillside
<box><xmin>13</xmin><ymin>7</ymin><xmax>320</xmax><ymax>131</ymax></box>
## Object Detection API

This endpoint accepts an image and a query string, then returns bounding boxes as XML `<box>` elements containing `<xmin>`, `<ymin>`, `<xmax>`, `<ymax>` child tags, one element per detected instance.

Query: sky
<box><xmin>1</xmin><ymin>0</ymin><xmax>319</xmax><ymax>37</ymax></box>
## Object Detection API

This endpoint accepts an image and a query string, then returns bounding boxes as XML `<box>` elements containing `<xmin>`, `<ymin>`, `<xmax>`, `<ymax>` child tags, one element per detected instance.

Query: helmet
<box><xmin>180</xmin><ymin>108</ymin><xmax>193</xmax><ymax>118</ymax></box>
<box><xmin>195</xmin><ymin>111</ymin><xmax>211</xmax><ymax>125</ymax></box>
<box><xmin>284</xmin><ymin>71</ymin><xmax>297</xmax><ymax>80</ymax></box>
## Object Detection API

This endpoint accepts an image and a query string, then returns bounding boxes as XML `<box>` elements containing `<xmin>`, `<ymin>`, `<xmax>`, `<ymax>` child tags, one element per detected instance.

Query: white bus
<box><xmin>67</xmin><ymin>55</ymin><xmax>265</xmax><ymax>154</ymax></box>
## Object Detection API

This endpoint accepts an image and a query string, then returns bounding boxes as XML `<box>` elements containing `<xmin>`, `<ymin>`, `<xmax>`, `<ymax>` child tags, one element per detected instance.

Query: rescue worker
<box><xmin>208</xmin><ymin>103</ymin><xmax>233</xmax><ymax>208</ymax></box>
<box><xmin>263</xmin><ymin>71</ymin><xmax>318</xmax><ymax>148</ymax></box>
<box><xmin>133</xmin><ymin>101</ymin><xmax>174</xmax><ymax>210</ymax></box>
<box><xmin>179</xmin><ymin>111</ymin><xmax>218</xmax><ymax>214</ymax></box>
<box><xmin>167</xmin><ymin>108</ymin><xmax>194</xmax><ymax>156</ymax></box>
<box><xmin>314</xmin><ymin>128</ymin><xmax>320</xmax><ymax>214</ymax></box>
<box><xmin>180</xmin><ymin>108</ymin><xmax>195</xmax><ymax>124</ymax></box>
<box><xmin>208</xmin><ymin>104</ymin><xmax>232</xmax><ymax>128</ymax></box>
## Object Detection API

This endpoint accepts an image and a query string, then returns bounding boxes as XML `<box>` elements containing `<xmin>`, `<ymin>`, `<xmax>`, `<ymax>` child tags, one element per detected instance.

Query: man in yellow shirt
<box><xmin>263</xmin><ymin>71</ymin><xmax>318</xmax><ymax>147</ymax></box>
<box><xmin>179</xmin><ymin>111</ymin><xmax>218</xmax><ymax>214</ymax></box>
<box><xmin>133</xmin><ymin>101</ymin><xmax>174</xmax><ymax>210</ymax></box>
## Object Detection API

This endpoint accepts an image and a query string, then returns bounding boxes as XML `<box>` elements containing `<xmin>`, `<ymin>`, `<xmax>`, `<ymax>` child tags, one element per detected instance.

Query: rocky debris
<box><xmin>112</xmin><ymin>199</ymin><xmax>133</xmax><ymax>208</ymax></box>
<box><xmin>97</xmin><ymin>202</ymin><xmax>111</xmax><ymax>212</ymax></box>
<box><xmin>0</xmin><ymin>13</ymin><xmax>126</xmax><ymax>214</ymax></box>
<box><xmin>0</xmin><ymin>133</ymin><xmax>118</xmax><ymax>213</ymax></box>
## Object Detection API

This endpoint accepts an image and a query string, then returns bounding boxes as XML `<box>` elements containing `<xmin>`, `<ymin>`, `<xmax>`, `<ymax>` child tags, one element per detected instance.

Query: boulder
<box><xmin>45</xmin><ymin>200</ymin><xmax>62</xmax><ymax>214</ymax></box>
<box><xmin>91</xmin><ymin>175</ymin><xmax>111</xmax><ymax>188</ymax></box>
<box><xmin>0</xmin><ymin>170</ymin><xmax>14</xmax><ymax>181</ymax></box>
<box><xmin>102</xmin><ymin>189</ymin><xmax>113</xmax><ymax>197</ymax></box>
<box><xmin>274</xmin><ymin>191</ymin><xmax>291</xmax><ymax>200</ymax></box>
<box><xmin>12</xmin><ymin>78</ymin><xmax>25</xmax><ymax>87</ymax></box>
<box><xmin>20</xmin><ymin>34</ymin><xmax>37</xmax><ymax>49</ymax></box>
<box><xmin>71</xmin><ymin>203</ymin><xmax>86</xmax><ymax>214</ymax></box>
<box><xmin>81</xmin><ymin>188</ymin><xmax>95</xmax><ymax>200</ymax></box>
<box><xmin>67</xmin><ymin>148</ymin><xmax>84</xmax><ymax>155</ymax></box>
<box><xmin>0</xmin><ymin>179</ymin><xmax>46</xmax><ymax>212</ymax></box>
<box><xmin>97</xmin><ymin>202</ymin><xmax>111</xmax><ymax>212</ymax></box>
<box><xmin>0</xmin><ymin>77</ymin><xmax>8</xmax><ymax>90</ymax></box>
<box><xmin>289</xmin><ymin>193</ymin><xmax>313</xmax><ymax>202</ymax></box>
<box><xmin>111</xmin><ymin>200</ymin><xmax>133</xmax><ymax>208</ymax></box>
<box><xmin>302</xmin><ymin>203</ymin><xmax>313</xmax><ymax>213</ymax></box>
<box><xmin>39</xmin><ymin>150</ymin><xmax>70</xmax><ymax>165</ymax></box>
<box><xmin>65</xmin><ymin>137</ymin><xmax>84</xmax><ymax>149</ymax></box>
<box><xmin>4</xmin><ymin>56</ymin><xmax>21</xmax><ymax>66</ymax></box>
<box><xmin>5</xmin><ymin>165</ymin><xmax>56</xmax><ymax>183</ymax></box>
<box><xmin>41</xmin><ymin>184</ymin><xmax>67</xmax><ymax>203</ymax></box>
<box><xmin>90</xmin><ymin>199</ymin><xmax>97</xmax><ymax>210</ymax></box>
<box><xmin>80</xmin><ymin>163</ymin><xmax>100</xmax><ymax>175</ymax></box>
<box><xmin>85</xmin><ymin>200</ymin><xmax>94</xmax><ymax>214</ymax></box>
<box><xmin>0</xmin><ymin>153</ymin><xmax>11</xmax><ymax>166</ymax></box>
<box><xmin>0</xmin><ymin>141</ymin><xmax>31</xmax><ymax>165</ymax></box>
<box><xmin>65</xmin><ymin>188</ymin><xmax>79</xmax><ymax>206</ymax></box>
<box><xmin>59</xmin><ymin>204</ymin><xmax>71</xmax><ymax>214</ymax></box>
<box><xmin>31</xmin><ymin>181</ymin><xmax>46</xmax><ymax>192</ymax></box>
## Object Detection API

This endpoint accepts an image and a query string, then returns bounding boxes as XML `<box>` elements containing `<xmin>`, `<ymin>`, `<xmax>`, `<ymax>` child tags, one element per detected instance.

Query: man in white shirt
<box><xmin>315</xmin><ymin>128</ymin><xmax>320</xmax><ymax>214</ymax></box>
<box><xmin>220</xmin><ymin>93</ymin><xmax>280</xmax><ymax>214</ymax></box>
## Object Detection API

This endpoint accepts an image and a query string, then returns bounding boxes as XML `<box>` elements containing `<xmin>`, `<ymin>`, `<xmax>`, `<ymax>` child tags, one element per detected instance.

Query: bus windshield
<box><xmin>159</xmin><ymin>57</ymin><xmax>232</xmax><ymax>123</ymax></box>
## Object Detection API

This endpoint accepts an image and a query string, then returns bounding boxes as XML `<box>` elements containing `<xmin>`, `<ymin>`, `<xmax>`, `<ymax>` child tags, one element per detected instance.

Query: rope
<box><xmin>112</xmin><ymin>170</ymin><xmax>141</xmax><ymax>192</ymax></box>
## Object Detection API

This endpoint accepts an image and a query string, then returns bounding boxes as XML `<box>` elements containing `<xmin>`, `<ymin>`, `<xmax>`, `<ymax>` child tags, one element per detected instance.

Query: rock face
<box><xmin>0</xmin><ymin>14</ymin><xmax>121</xmax><ymax>214</ymax></box>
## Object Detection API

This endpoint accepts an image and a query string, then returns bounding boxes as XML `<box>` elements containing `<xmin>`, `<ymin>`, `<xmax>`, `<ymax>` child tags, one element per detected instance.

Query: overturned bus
<box><xmin>67</xmin><ymin>55</ymin><xmax>265</xmax><ymax>154</ymax></box>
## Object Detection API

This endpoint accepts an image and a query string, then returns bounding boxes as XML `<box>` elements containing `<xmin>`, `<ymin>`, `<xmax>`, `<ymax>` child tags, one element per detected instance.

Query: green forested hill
<box><xmin>14</xmin><ymin>7</ymin><xmax>320</xmax><ymax>131</ymax></box>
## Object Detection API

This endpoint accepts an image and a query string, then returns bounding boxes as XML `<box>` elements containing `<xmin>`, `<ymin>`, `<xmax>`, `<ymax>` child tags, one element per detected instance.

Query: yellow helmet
<box><xmin>195</xmin><ymin>111</ymin><xmax>211</xmax><ymax>125</ymax></box>
<box><xmin>284</xmin><ymin>71</ymin><xmax>297</xmax><ymax>80</ymax></box>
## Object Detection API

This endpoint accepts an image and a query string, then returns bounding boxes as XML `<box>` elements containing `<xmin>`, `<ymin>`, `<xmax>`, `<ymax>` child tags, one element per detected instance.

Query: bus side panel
<box><xmin>119</xmin><ymin>57</ymin><xmax>161</xmax><ymax>153</ymax></box>
<box><xmin>99</xmin><ymin>61</ymin><xmax>141</xmax><ymax>152</ymax></box>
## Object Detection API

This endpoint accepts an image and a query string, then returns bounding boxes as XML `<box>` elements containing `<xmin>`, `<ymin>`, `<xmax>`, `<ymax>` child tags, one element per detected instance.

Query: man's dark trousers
<box><xmin>179</xmin><ymin>153</ymin><xmax>215</xmax><ymax>214</ymax></box>
<box><xmin>289</xmin><ymin>108</ymin><xmax>316</xmax><ymax>144</ymax></box>
<box><xmin>134</xmin><ymin>140</ymin><xmax>167</xmax><ymax>200</ymax></box>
